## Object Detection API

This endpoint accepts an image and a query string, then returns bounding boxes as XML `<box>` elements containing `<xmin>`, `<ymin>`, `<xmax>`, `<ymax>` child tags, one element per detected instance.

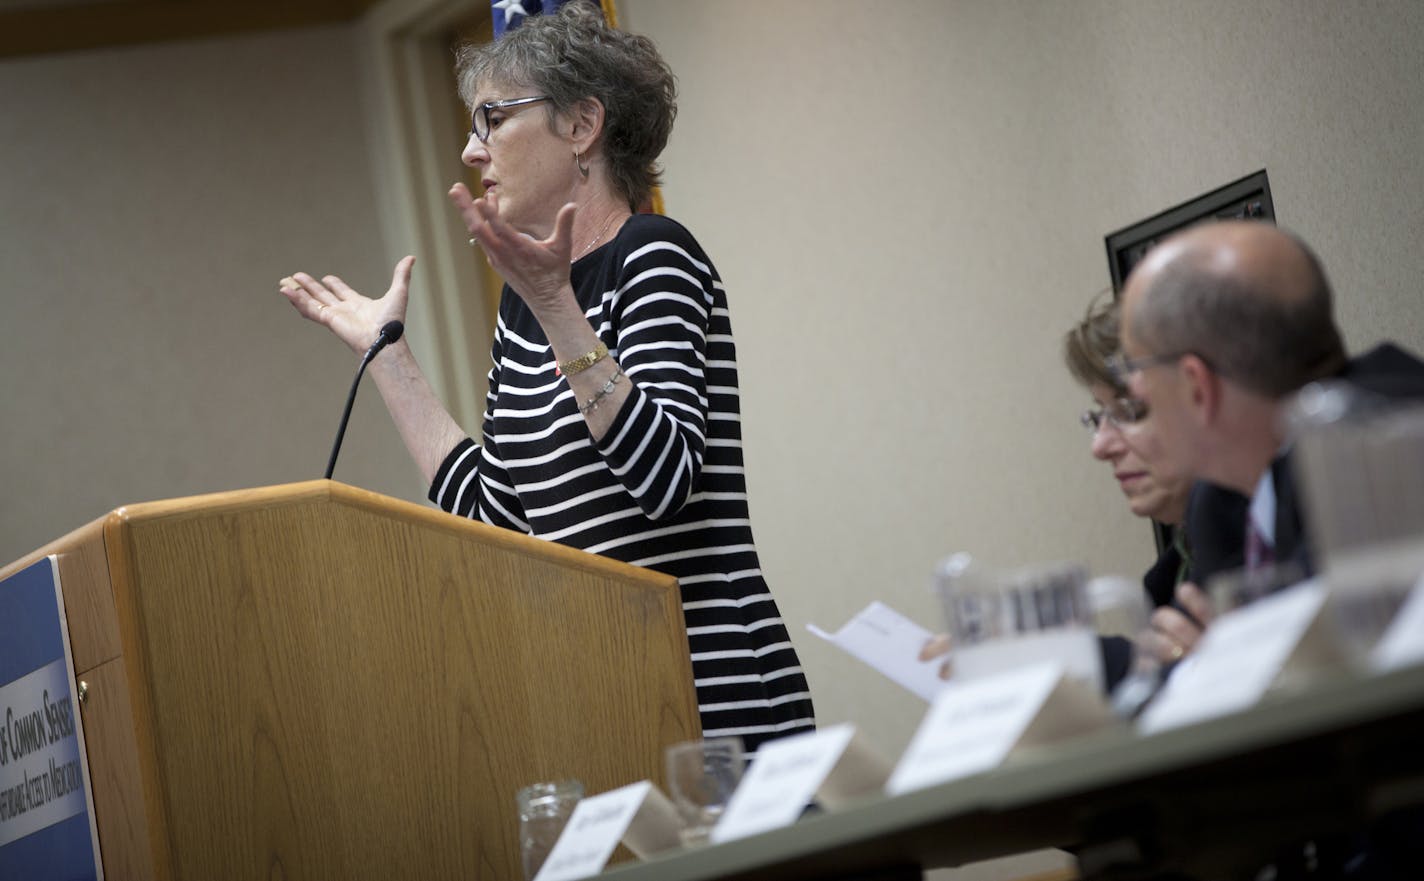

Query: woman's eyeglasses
<box><xmin>470</xmin><ymin>95</ymin><xmax>551</xmax><ymax>143</ymax></box>
<box><xmin>1080</xmin><ymin>397</ymin><xmax>1149</xmax><ymax>432</ymax></box>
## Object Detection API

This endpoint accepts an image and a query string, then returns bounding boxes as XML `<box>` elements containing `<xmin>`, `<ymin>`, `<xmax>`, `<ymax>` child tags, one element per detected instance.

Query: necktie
<box><xmin>1245</xmin><ymin>519</ymin><xmax>1275</xmax><ymax>573</ymax></box>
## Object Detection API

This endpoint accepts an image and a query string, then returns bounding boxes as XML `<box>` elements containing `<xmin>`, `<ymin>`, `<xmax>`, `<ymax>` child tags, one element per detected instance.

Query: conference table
<box><xmin>596</xmin><ymin>663</ymin><xmax>1424</xmax><ymax>881</ymax></box>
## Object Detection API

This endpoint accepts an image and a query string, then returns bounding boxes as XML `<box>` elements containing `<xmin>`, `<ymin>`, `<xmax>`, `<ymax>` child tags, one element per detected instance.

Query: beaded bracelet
<box><xmin>577</xmin><ymin>369</ymin><xmax>624</xmax><ymax>414</ymax></box>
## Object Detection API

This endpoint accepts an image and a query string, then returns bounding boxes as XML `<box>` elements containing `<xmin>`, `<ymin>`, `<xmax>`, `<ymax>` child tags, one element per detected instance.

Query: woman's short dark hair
<box><xmin>455</xmin><ymin>1</ymin><xmax>677</xmax><ymax>210</ymax></box>
<box><xmin>1064</xmin><ymin>290</ymin><xmax>1124</xmax><ymax>393</ymax></box>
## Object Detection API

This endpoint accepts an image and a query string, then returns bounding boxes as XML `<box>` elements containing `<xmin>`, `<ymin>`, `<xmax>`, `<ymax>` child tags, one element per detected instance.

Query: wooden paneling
<box><xmin>6</xmin><ymin>479</ymin><xmax>699</xmax><ymax>880</ymax></box>
<box><xmin>80</xmin><ymin>656</ymin><xmax>157</xmax><ymax>881</ymax></box>
<box><xmin>99</xmin><ymin>480</ymin><xmax>699</xmax><ymax>880</ymax></box>
<box><xmin>0</xmin><ymin>0</ymin><xmax>382</xmax><ymax>60</ymax></box>
<box><xmin>56</xmin><ymin>519</ymin><xmax>123</xmax><ymax>673</ymax></box>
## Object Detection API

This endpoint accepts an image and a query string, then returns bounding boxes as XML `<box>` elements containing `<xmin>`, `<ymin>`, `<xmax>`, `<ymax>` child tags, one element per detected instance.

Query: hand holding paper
<box><xmin>808</xmin><ymin>601</ymin><xmax>948</xmax><ymax>701</ymax></box>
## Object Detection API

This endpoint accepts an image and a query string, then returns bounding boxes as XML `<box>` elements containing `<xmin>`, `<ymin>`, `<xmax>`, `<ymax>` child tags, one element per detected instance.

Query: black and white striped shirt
<box><xmin>429</xmin><ymin>213</ymin><xmax>816</xmax><ymax>752</ymax></box>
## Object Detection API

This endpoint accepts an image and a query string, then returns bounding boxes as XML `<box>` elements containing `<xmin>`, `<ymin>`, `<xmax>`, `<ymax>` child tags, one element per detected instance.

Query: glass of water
<box><xmin>516</xmin><ymin>779</ymin><xmax>583</xmax><ymax>880</ymax></box>
<box><xmin>664</xmin><ymin>737</ymin><xmax>745</xmax><ymax>847</ymax></box>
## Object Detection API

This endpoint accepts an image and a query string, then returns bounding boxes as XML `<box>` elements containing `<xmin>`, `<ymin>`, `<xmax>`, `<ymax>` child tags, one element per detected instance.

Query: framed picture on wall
<box><xmin>1105</xmin><ymin>169</ymin><xmax>1275</xmax><ymax>295</ymax></box>
<box><xmin>1103</xmin><ymin>170</ymin><xmax>1275</xmax><ymax>554</ymax></box>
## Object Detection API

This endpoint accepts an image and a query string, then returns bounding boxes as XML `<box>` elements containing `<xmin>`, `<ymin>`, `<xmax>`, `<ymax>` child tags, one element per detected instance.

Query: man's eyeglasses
<box><xmin>470</xmin><ymin>95</ymin><xmax>551</xmax><ymax>143</ymax></box>
<box><xmin>1080</xmin><ymin>397</ymin><xmax>1149</xmax><ymax>432</ymax></box>
<box><xmin>1105</xmin><ymin>350</ymin><xmax>1195</xmax><ymax>383</ymax></box>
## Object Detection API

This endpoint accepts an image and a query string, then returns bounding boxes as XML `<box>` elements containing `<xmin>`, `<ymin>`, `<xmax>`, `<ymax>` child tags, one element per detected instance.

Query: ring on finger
<box><xmin>1169</xmin><ymin>642</ymin><xmax>1184</xmax><ymax>661</ymax></box>
<box><xmin>468</xmin><ymin>236</ymin><xmax>480</xmax><ymax>247</ymax></box>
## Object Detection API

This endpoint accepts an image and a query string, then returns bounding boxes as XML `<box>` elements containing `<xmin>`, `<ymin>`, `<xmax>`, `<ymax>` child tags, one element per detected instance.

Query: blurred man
<box><xmin>1116</xmin><ymin>220</ymin><xmax>1424</xmax><ymax>656</ymax></box>
<box><xmin>1115</xmin><ymin>217</ymin><xmax>1424</xmax><ymax>881</ymax></box>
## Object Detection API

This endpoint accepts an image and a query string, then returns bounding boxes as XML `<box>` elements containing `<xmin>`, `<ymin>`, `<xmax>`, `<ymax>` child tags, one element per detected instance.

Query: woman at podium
<box><xmin>279</xmin><ymin>2</ymin><xmax>814</xmax><ymax>752</ymax></box>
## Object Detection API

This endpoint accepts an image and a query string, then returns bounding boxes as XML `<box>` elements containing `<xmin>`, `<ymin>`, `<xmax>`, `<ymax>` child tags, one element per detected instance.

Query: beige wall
<box><xmin>0</xmin><ymin>25</ymin><xmax>423</xmax><ymax>564</ymax></box>
<box><xmin>2</xmin><ymin>5</ymin><xmax>1422</xmax><ymax>874</ymax></box>
<box><xmin>616</xmin><ymin>0</ymin><xmax>1424</xmax><ymax>759</ymax></box>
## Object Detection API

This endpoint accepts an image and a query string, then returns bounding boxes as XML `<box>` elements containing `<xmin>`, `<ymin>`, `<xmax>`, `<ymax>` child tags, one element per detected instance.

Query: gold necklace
<box><xmin>574</xmin><ymin>212</ymin><xmax>624</xmax><ymax>261</ymax></box>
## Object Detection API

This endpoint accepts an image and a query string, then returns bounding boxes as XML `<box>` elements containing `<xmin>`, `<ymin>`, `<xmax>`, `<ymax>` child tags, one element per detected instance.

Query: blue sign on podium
<box><xmin>0</xmin><ymin>558</ymin><xmax>102</xmax><ymax>881</ymax></box>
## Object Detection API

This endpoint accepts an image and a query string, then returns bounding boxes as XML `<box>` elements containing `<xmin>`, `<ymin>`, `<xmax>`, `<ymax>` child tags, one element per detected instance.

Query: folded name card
<box><xmin>620</xmin><ymin>784</ymin><xmax>681</xmax><ymax>860</ymax></box>
<box><xmin>1372</xmin><ymin>576</ymin><xmax>1424</xmax><ymax>672</ymax></box>
<box><xmin>1138</xmin><ymin>579</ymin><xmax>1331</xmax><ymax>736</ymax></box>
<box><xmin>535</xmin><ymin>781</ymin><xmax>678</xmax><ymax>881</ymax></box>
<box><xmin>814</xmin><ymin>727</ymin><xmax>895</xmax><ymax>811</ymax></box>
<box><xmin>885</xmin><ymin>661</ymin><xmax>1112</xmax><ymax>796</ymax></box>
<box><xmin>711</xmin><ymin>723</ymin><xmax>891</xmax><ymax>843</ymax></box>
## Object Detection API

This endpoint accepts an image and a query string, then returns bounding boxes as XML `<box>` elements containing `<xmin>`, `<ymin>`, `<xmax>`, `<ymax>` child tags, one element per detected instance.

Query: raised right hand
<box><xmin>280</xmin><ymin>256</ymin><xmax>415</xmax><ymax>355</ymax></box>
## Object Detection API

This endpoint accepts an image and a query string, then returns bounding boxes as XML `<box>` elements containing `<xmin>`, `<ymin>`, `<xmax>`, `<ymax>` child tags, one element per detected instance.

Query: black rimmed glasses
<box><xmin>470</xmin><ymin>95</ymin><xmax>551</xmax><ymax>143</ymax></box>
<box><xmin>1080</xmin><ymin>396</ymin><xmax>1149</xmax><ymax>433</ymax></box>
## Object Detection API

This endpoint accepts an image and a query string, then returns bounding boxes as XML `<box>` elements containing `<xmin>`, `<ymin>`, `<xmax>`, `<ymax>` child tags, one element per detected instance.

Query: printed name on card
<box><xmin>534</xmin><ymin>781</ymin><xmax>678</xmax><ymax>881</ymax></box>
<box><xmin>711</xmin><ymin>724</ymin><xmax>891</xmax><ymax>843</ymax></box>
<box><xmin>885</xmin><ymin>662</ymin><xmax>1112</xmax><ymax>796</ymax></box>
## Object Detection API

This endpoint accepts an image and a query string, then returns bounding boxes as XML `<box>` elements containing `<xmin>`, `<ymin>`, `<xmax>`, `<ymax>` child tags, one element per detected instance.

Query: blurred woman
<box><xmin>1064</xmin><ymin>293</ymin><xmax>1192</xmax><ymax>606</ymax></box>
<box><xmin>1066</xmin><ymin>294</ymin><xmax>1223</xmax><ymax>671</ymax></box>
<box><xmin>280</xmin><ymin>3</ymin><xmax>814</xmax><ymax>751</ymax></box>
<box><xmin>923</xmin><ymin>294</ymin><xmax>1203</xmax><ymax>683</ymax></box>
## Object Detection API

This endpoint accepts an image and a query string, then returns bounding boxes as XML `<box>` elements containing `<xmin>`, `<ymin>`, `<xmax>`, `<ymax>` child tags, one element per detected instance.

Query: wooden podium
<box><xmin>0</xmin><ymin>480</ymin><xmax>701</xmax><ymax>880</ymax></box>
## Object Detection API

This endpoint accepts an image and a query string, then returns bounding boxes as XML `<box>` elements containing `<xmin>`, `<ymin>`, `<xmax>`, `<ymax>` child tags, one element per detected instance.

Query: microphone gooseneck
<box><xmin>324</xmin><ymin>321</ymin><xmax>406</xmax><ymax>481</ymax></box>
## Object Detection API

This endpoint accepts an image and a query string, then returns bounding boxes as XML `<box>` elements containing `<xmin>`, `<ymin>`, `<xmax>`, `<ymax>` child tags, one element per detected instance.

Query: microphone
<box><xmin>364</xmin><ymin>320</ymin><xmax>405</xmax><ymax>359</ymax></box>
<box><xmin>324</xmin><ymin>321</ymin><xmax>405</xmax><ymax>480</ymax></box>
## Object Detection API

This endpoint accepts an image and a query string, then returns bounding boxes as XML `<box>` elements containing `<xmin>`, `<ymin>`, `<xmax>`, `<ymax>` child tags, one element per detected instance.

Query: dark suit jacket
<box><xmin>1183</xmin><ymin>482</ymin><xmax>1251</xmax><ymax>587</ymax></box>
<box><xmin>1100</xmin><ymin>539</ymin><xmax>1186</xmax><ymax>692</ymax></box>
<box><xmin>1187</xmin><ymin>342</ymin><xmax>1424</xmax><ymax>587</ymax></box>
<box><xmin>1142</xmin><ymin>538</ymin><xmax>1185</xmax><ymax>608</ymax></box>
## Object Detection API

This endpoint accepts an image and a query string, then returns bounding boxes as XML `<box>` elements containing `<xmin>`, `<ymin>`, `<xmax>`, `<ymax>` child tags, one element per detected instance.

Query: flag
<box><xmin>488</xmin><ymin>0</ymin><xmax>659</xmax><ymax>213</ymax></box>
<box><xmin>491</xmin><ymin>0</ymin><xmax>611</xmax><ymax>39</ymax></box>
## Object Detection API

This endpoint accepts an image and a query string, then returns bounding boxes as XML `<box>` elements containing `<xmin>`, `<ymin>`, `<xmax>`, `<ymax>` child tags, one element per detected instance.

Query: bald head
<box><xmin>1121</xmin><ymin>221</ymin><xmax>1346</xmax><ymax>398</ymax></box>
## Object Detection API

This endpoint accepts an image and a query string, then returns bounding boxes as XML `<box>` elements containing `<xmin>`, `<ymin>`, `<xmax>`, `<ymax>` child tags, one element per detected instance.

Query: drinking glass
<box><xmin>935</xmin><ymin>554</ymin><xmax>1103</xmax><ymax>690</ymax></box>
<box><xmin>516</xmin><ymin>779</ymin><xmax>583</xmax><ymax>880</ymax></box>
<box><xmin>1088</xmin><ymin>574</ymin><xmax>1161</xmax><ymax>718</ymax></box>
<box><xmin>664</xmin><ymin>737</ymin><xmax>745</xmax><ymax>846</ymax></box>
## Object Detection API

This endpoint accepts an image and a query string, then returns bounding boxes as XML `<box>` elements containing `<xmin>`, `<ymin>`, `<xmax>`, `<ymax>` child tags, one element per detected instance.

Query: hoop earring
<box><xmin>575</xmin><ymin>150</ymin><xmax>590</xmax><ymax>178</ymax></box>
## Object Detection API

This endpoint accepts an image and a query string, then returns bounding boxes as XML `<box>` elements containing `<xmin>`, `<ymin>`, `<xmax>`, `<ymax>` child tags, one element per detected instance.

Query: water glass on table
<box><xmin>664</xmin><ymin>737</ymin><xmax>746</xmax><ymax>847</ymax></box>
<box><xmin>516</xmin><ymin>779</ymin><xmax>583</xmax><ymax>880</ymax></box>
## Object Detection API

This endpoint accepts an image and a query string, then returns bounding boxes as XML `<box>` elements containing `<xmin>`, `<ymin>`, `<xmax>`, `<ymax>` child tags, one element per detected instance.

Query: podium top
<box><xmin>4</xmin><ymin>479</ymin><xmax>677</xmax><ymax>588</ymax></box>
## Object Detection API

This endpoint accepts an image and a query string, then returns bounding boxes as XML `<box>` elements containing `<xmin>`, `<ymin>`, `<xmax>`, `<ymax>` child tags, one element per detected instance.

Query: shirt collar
<box><xmin>1249</xmin><ymin>466</ymin><xmax>1277</xmax><ymax>546</ymax></box>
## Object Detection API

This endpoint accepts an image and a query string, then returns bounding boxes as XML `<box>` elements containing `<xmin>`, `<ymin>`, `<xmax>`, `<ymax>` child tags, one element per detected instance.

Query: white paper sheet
<box><xmin>807</xmin><ymin>601</ymin><xmax>947</xmax><ymax>702</ymax></box>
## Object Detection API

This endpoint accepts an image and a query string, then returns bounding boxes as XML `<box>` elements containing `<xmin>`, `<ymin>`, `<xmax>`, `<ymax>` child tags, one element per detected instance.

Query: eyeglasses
<box><xmin>470</xmin><ymin>95</ymin><xmax>551</xmax><ymax>143</ymax></box>
<box><xmin>1080</xmin><ymin>396</ymin><xmax>1149</xmax><ymax>432</ymax></box>
<box><xmin>1105</xmin><ymin>350</ymin><xmax>1194</xmax><ymax>383</ymax></box>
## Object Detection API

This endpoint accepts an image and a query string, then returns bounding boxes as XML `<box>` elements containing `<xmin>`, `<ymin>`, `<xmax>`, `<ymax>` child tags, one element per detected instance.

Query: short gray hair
<box><xmin>455</xmin><ymin>1</ymin><xmax>677</xmax><ymax>210</ymax></box>
<box><xmin>1129</xmin><ymin>230</ymin><xmax>1346</xmax><ymax>398</ymax></box>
